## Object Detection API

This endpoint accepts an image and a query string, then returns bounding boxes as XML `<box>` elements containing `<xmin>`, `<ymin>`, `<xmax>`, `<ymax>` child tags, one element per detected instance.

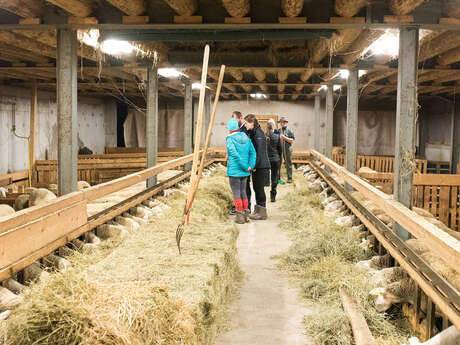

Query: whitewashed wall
<box><xmin>200</xmin><ymin>99</ymin><xmax>316</xmax><ymax>149</ymax></box>
<box><xmin>0</xmin><ymin>87</ymin><xmax>117</xmax><ymax>175</ymax></box>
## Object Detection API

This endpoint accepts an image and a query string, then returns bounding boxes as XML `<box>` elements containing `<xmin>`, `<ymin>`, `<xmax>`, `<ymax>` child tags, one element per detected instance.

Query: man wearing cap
<box><xmin>278</xmin><ymin>117</ymin><xmax>295</xmax><ymax>183</ymax></box>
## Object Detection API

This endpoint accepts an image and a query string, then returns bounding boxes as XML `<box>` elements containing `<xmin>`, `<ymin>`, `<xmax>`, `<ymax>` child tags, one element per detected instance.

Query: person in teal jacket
<box><xmin>226</xmin><ymin>118</ymin><xmax>256</xmax><ymax>224</ymax></box>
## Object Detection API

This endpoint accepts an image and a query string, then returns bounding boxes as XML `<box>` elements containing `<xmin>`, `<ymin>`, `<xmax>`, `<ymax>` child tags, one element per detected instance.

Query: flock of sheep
<box><xmin>0</xmin><ymin>164</ymin><xmax>220</xmax><ymax>323</ymax></box>
<box><xmin>300</xmin><ymin>163</ymin><xmax>460</xmax><ymax>345</ymax></box>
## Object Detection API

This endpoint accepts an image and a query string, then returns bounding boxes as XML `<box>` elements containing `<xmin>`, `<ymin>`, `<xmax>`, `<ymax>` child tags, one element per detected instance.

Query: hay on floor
<box><xmin>1</xmin><ymin>167</ymin><xmax>241</xmax><ymax>345</ymax></box>
<box><xmin>276</xmin><ymin>170</ymin><xmax>412</xmax><ymax>345</ymax></box>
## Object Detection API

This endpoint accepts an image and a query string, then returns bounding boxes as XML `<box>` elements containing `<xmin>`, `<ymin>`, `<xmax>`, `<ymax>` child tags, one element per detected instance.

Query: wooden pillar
<box><xmin>325</xmin><ymin>85</ymin><xmax>334</xmax><ymax>159</ymax></box>
<box><xmin>146</xmin><ymin>64</ymin><xmax>158</xmax><ymax>188</ymax></box>
<box><xmin>346</xmin><ymin>69</ymin><xmax>359</xmax><ymax>190</ymax></box>
<box><xmin>28</xmin><ymin>80</ymin><xmax>37</xmax><ymax>186</ymax></box>
<box><xmin>452</xmin><ymin>105</ymin><xmax>460</xmax><ymax>173</ymax></box>
<box><xmin>394</xmin><ymin>26</ymin><xmax>419</xmax><ymax>241</ymax></box>
<box><xmin>184</xmin><ymin>78</ymin><xmax>193</xmax><ymax>171</ymax></box>
<box><xmin>57</xmin><ymin>29</ymin><xmax>78</xmax><ymax>196</ymax></box>
<box><xmin>314</xmin><ymin>95</ymin><xmax>321</xmax><ymax>151</ymax></box>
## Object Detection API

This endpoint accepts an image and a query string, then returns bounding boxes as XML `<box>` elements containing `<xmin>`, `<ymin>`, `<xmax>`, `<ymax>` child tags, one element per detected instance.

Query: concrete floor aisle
<box><xmin>215</xmin><ymin>185</ymin><xmax>312</xmax><ymax>345</ymax></box>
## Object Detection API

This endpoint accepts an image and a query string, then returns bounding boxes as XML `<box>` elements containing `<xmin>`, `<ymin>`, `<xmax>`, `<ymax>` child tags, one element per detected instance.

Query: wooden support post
<box><xmin>28</xmin><ymin>80</ymin><xmax>37</xmax><ymax>187</ymax></box>
<box><xmin>418</xmin><ymin>110</ymin><xmax>428</xmax><ymax>159</ymax></box>
<box><xmin>314</xmin><ymin>94</ymin><xmax>321</xmax><ymax>152</ymax></box>
<box><xmin>325</xmin><ymin>85</ymin><xmax>334</xmax><ymax>159</ymax></box>
<box><xmin>146</xmin><ymin>63</ymin><xmax>158</xmax><ymax>188</ymax></box>
<box><xmin>56</xmin><ymin>29</ymin><xmax>78</xmax><ymax>196</ymax></box>
<box><xmin>394</xmin><ymin>26</ymin><xmax>419</xmax><ymax>240</ymax></box>
<box><xmin>346</xmin><ymin>69</ymin><xmax>359</xmax><ymax>191</ymax></box>
<box><xmin>451</xmin><ymin>105</ymin><xmax>460</xmax><ymax>173</ymax></box>
<box><xmin>184</xmin><ymin>78</ymin><xmax>193</xmax><ymax>172</ymax></box>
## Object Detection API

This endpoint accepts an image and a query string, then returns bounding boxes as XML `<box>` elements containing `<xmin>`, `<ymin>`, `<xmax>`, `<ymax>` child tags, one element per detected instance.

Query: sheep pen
<box><xmin>0</xmin><ymin>166</ymin><xmax>241</xmax><ymax>345</ymax></box>
<box><xmin>275</xmin><ymin>168</ymin><xmax>413</xmax><ymax>345</ymax></box>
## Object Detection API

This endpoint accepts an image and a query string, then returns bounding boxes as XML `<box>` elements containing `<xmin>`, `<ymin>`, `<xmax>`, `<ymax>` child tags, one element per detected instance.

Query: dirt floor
<box><xmin>215</xmin><ymin>184</ymin><xmax>313</xmax><ymax>345</ymax></box>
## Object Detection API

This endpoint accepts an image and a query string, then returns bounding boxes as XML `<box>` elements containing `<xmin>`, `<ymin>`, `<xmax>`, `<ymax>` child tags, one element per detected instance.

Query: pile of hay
<box><xmin>335</xmin><ymin>0</ymin><xmax>368</xmax><ymax>17</ymax></box>
<box><xmin>164</xmin><ymin>0</ymin><xmax>198</xmax><ymax>16</ymax></box>
<box><xmin>389</xmin><ymin>0</ymin><xmax>424</xmax><ymax>15</ymax></box>
<box><xmin>443</xmin><ymin>0</ymin><xmax>460</xmax><ymax>18</ymax></box>
<box><xmin>281</xmin><ymin>0</ymin><xmax>304</xmax><ymax>17</ymax></box>
<box><xmin>276</xmin><ymin>170</ymin><xmax>412</xmax><ymax>345</ymax></box>
<box><xmin>1</xmin><ymin>167</ymin><xmax>241</xmax><ymax>345</ymax></box>
<box><xmin>221</xmin><ymin>0</ymin><xmax>250</xmax><ymax>17</ymax></box>
<box><xmin>309</xmin><ymin>29</ymin><xmax>361</xmax><ymax>64</ymax></box>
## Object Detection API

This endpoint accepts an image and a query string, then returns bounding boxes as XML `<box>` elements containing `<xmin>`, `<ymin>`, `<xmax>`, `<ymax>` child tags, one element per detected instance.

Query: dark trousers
<box><xmin>246</xmin><ymin>168</ymin><xmax>268</xmax><ymax>208</ymax></box>
<box><xmin>270</xmin><ymin>161</ymin><xmax>280</xmax><ymax>197</ymax></box>
<box><xmin>282</xmin><ymin>144</ymin><xmax>293</xmax><ymax>180</ymax></box>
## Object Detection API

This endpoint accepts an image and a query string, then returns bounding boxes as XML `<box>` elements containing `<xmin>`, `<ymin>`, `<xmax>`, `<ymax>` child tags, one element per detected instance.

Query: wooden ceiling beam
<box><xmin>0</xmin><ymin>31</ymin><xmax>56</xmax><ymax>59</ymax></box>
<box><xmin>45</xmin><ymin>0</ymin><xmax>93</xmax><ymax>17</ymax></box>
<box><xmin>419</xmin><ymin>31</ymin><xmax>460</xmax><ymax>62</ymax></box>
<box><xmin>0</xmin><ymin>0</ymin><xmax>42</xmax><ymax>18</ymax></box>
<box><xmin>438</xmin><ymin>46</ymin><xmax>460</xmax><ymax>66</ymax></box>
<box><xmin>389</xmin><ymin>0</ymin><xmax>424</xmax><ymax>15</ymax></box>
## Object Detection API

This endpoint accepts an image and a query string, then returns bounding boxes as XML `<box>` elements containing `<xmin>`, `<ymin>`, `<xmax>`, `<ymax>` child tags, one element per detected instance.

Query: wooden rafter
<box><xmin>45</xmin><ymin>0</ymin><xmax>93</xmax><ymax>17</ymax></box>
<box><xmin>0</xmin><ymin>0</ymin><xmax>42</xmax><ymax>18</ymax></box>
<box><xmin>0</xmin><ymin>31</ymin><xmax>56</xmax><ymax>59</ymax></box>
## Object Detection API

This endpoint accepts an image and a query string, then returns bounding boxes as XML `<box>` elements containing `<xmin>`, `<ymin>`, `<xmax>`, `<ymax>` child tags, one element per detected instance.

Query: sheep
<box><xmin>356</xmin><ymin>254</ymin><xmax>390</xmax><ymax>271</ymax></box>
<box><xmin>77</xmin><ymin>181</ymin><xmax>90</xmax><ymax>190</ymax></box>
<box><xmin>130</xmin><ymin>206</ymin><xmax>152</xmax><ymax>219</ymax></box>
<box><xmin>0</xmin><ymin>204</ymin><xmax>15</xmax><ymax>218</ymax></box>
<box><xmin>324</xmin><ymin>200</ymin><xmax>343</xmax><ymax>213</ymax></box>
<box><xmin>14</xmin><ymin>194</ymin><xmax>30</xmax><ymax>211</ymax></box>
<box><xmin>43</xmin><ymin>253</ymin><xmax>72</xmax><ymax>272</ymax></box>
<box><xmin>0</xmin><ymin>310</ymin><xmax>11</xmax><ymax>320</ymax></box>
<box><xmin>359</xmin><ymin>235</ymin><xmax>377</xmax><ymax>251</ymax></box>
<box><xmin>58</xmin><ymin>245</ymin><xmax>77</xmax><ymax>258</ymax></box>
<box><xmin>370</xmin><ymin>278</ymin><xmax>416</xmax><ymax>312</ymax></box>
<box><xmin>24</xmin><ymin>262</ymin><xmax>50</xmax><ymax>283</ymax></box>
<box><xmin>87</xmin><ymin>232</ymin><xmax>101</xmax><ymax>245</ymax></box>
<box><xmin>163</xmin><ymin>188</ymin><xmax>186</xmax><ymax>198</ymax></box>
<box><xmin>122</xmin><ymin>212</ymin><xmax>146</xmax><ymax>225</ymax></box>
<box><xmin>29</xmin><ymin>188</ymin><xmax>56</xmax><ymax>207</ymax></box>
<box><xmin>70</xmin><ymin>239</ymin><xmax>98</xmax><ymax>254</ymax></box>
<box><xmin>142</xmin><ymin>199</ymin><xmax>160</xmax><ymax>208</ymax></box>
<box><xmin>335</xmin><ymin>215</ymin><xmax>356</xmax><ymax>227</ymax></box>
<box><xmin>115</xmin><ymin>216</ymin><xmax>140</xmax><ymax>230</ymax></box>
<box><xmin>369</xmin><ymin>267</ymin><xmax>406</xmax><ymax>287</ymax></box>
<box><xmin>0</xmin><ymin>187</ymin><xmax>6</xmax><ymax>198</ymax></box>
<box><xmin>308</xmin><ymin>179</ymin><xmax>322</xmax><ymax>193</ymax></box>
<box><xmin>358</xmin><ymin>166</ymin><xmax>377</xmax><ymax>174</ymax></box>
<box><xmin>403</xmin><ymin>325</ymin><xmax>460</xmax><ymax>345</ymax></box>
<box><xmin>0</xmin><ymin>287</ymin><xmax>22</xmax><ymax>312</ymax></box>
<box><xmin>96</xmin><ymin>223</ymin><xmax>129</xmax><ymax>239</ymax></box>
<box><xmin>4</xmin><ymin>279</ymin><xmax>25</xmax><ymax>295</ymax></box>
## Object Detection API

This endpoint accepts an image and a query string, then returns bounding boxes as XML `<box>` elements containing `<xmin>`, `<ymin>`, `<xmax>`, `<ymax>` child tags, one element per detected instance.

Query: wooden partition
<box><xmin>333</xmin><ymin>152</ymin><xmax>427</xmax><ymax>173</ymax></box>
<box><xmin>104</xmin><ymin>147</ymin><xmax>183</xmax><ymax>154</ymax></box>
<box><xmin>0</xmin><ymin>170</ymin><xmax>29</xmax><ymax>191</ymax></box>
<box><xmin>33</xmin><ymin>151</ymin><xmax>186</xmax><ymax>187</ymax></box>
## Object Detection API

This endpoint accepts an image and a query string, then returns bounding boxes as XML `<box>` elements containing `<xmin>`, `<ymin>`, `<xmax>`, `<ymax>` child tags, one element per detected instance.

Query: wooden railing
<box><xmin>33</xmin><ymin>151</ymin><xmax>187</xmax><ymax>187</ymax></box>
<box><xmin>0</xmin><ymin>150</ymin><xmax>214</xmax><ymax>283</ymax></box>
<box><xmin>0</xmin><ymin>170</ymin><xmax>29</xmax><ymax>191</ymax></box>
<box><xmin>332</xmin><ymin>152</ymin><xmax>427</xmax><ymax>173</ymax></box>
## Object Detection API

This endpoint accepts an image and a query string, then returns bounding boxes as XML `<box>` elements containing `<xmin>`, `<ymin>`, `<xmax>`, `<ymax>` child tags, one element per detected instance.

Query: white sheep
<box><xmin>334</xmin><ymin>215</ymin><xmax>356</xmax><ymax>227</ymax></box>
<box><xmin>403</xmin><ymin>326</ymin><xmax>460</xmax><ymax>345</ymax></box>
<box><xmin>96</xmin><ymin>223</ymin><xmax>129</xmax><ymax>239</ymax></box>
<box><xmin>370</xmin><ymin>278</ymin><xmax>416</xmax><ymax>312</ymax></box>
<box><xmin>24</xmin><ymin>262</ymin><xmax>50</xmax><ymax>283</ymax></box>
<box><xmin>14</xmin><ymin>194</ymin><xmax>30</xmax><ymax>211</ymax></box>
<box><xmin>29</xmin><ymin>188</ymin><xmax>56</xmax><ymax>207</ymax></box>
<box><xmin>44</xmin><ymin>253</ymin><xmax>72</xmax><ymax>272</ymax></box>
<box><xmin>369</xmin><ymin>267</ymin><xmax>406</xmax><ymax>287</ymax></box>
<box><xmin>356</xmin><ymin>254</ymin><xmax>390</xmax><ymax>271</ymax></box>
<box><xmin>0</xmin><ymin>287</ymin><xmax>22</xmax><ymax>312</ymax></box>
<box><xmin>123</xmin><ymin>212</ymin><xmax>146</xmax><ymax>225</ymax></box>
<box><xmin>0</xmin><ymin>187</ymin><xmax>6</xmax><ymax>198</ymax></box>
<box><xmin>0</xmin><ymin>204</ymin><xmax>15</xmax><ymax>219</ymax></box>
<box><xmin>115</xmin><ymin>216</ymin><xmax>140</xmax><ymax>230</ymax></box>
<box><xmin>70</xmin><ymin>239</ymin><xmax>98</xmax><ymax>255</ymax></box>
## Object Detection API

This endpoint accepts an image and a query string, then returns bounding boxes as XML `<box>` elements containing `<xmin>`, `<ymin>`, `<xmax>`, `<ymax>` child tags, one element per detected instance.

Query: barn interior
<box><xmin>1</xmin><ymin>0</ymin><xmax>460</xmax><ymax>344</ymax></box>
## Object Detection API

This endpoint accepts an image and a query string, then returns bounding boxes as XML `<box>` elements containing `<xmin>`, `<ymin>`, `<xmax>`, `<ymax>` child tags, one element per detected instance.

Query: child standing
<box><xmin>226</xmin><ymin>118</ymin><xmax>256</xmax><ymax>224</ymax></box>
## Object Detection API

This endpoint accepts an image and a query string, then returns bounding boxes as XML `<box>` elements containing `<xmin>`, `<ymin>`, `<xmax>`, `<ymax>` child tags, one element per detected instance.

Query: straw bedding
<box><xmin>276</xmin><ymin>170</ymin><xmax>412</xmax><ymax>345</ymax></box>
<box><xmin>1</xmin><ymin>167</ymin><xmax>241</xmax><ymax>345</ymax></box>
<box><xmin>221</xmin><ymin>0</ymin><xmax>250</xmax><ymax>17</ymax></box>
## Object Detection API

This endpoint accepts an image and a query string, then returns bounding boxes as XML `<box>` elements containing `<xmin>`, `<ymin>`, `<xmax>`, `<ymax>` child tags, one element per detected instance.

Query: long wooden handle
<box><xmin>192</xmin><ymin>65</ymin><xmax>226</xmax><ymax>192</ymax></box>
<box><xmin>185</xmin><ymin>44</ymin><xmax>210</xmax><ymax>209</ymax></box>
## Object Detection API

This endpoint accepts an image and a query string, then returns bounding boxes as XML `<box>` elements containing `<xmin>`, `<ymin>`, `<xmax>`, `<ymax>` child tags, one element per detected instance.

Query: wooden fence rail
<box><xmin>332</xmin><ymin>152</ymin><xmax>427</xmax><ymax>173</ymax></box>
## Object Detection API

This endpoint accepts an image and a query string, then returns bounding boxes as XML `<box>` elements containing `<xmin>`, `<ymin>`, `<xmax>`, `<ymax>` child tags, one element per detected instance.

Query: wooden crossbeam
<box><xmin>0</xmin><ymin>31</ymin><xmax>56</xmax><ymax>59</ymax></box>
<box><xmin>0</xmin><ymin>0</ymin><xmax>41</xmax><ymax>18</ymax></box>
<box><xmin>105</xmin><ymin>0</ymin><xmax>146</xmax><ymax>16</ymax></box>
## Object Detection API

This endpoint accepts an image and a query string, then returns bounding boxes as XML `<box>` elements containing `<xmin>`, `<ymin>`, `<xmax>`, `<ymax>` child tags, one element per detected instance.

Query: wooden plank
<box><xmin>224</xmin><ymin>17</ymin><xmax>251</xmax><ymax>24</ymax></box>
<box><xmin>439</xmin><ymin>186</ymin><xmax>450</xmax><ymax>226</ymax></box>
<box><xmin>122</xmin><ymin>16</ymin><xmax>149</xmax><ymax>24</ymax></box>
<box><xmin>414</xmin><ymin>174</ymin><xmax>460</xmax><ymax>186</ymax></box>
<box><xmin>67</xmin><ymin>17</ymin><xmax>98</xmax><ymax>24</ymax></box>
<box><xmin>19</xmin><ymin>18</ymin><xmax>40</xmax><ymax>24</ymax></box>
<box><xmin>278</xmin><ymin>17</ymin><xmax>307</xmax><ymax>24</ymax></box>
<box><xmin>330</xmin><ymin>17</ymin><xmax>365</xmax><ymax>24</ymax></box>
<box><xmin>384</xmin><ymin>15</ymin><xmax>414</xmax><ymax>23</ymax></box>
<box><xmin>0</xmin><ymin>200</ymin><xmax>87</xmax><ymax>270</ymax></box>
<box><xmin>173</xmin><ymin>16</ymin><xmax>202</xmax><ymax>24</ymax></box>
<box><xmin>311</xmin><ymin>150</ymin><xmax>460</xmax><ymax>273</ymax></box>
<box><xmin>440</xmin><ymin>17</ymin><xmax>460</xmax><ymax>24</ymax></box>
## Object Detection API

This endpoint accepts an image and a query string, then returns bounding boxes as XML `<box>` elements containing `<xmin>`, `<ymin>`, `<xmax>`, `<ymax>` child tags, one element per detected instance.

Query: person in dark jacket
<box><xmin>244</xmin><ymin>114</ymin><xmax>271</xmax><ymax>220</ymax></box>
<box><xmin>266</xmin><ymin>119</ymin><xmax>282</xmax><ymax>202</ymax></box>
